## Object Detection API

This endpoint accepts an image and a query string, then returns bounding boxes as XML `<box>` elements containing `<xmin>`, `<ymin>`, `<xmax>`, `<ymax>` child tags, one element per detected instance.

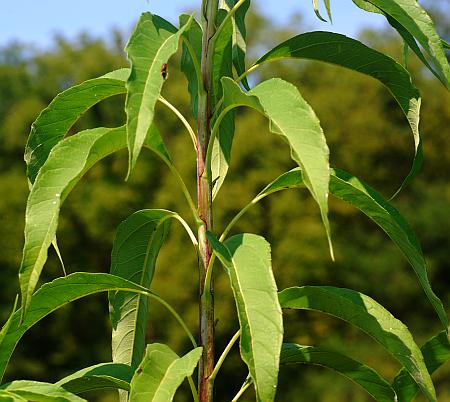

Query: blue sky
<box><xmin>1</xmin><ymin>0</ymin><xmax>388</xmax><ymax>48</ymax></box>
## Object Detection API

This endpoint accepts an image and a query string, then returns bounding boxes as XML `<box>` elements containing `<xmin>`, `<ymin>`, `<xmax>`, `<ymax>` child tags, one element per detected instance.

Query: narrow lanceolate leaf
<box><xmin>180</xmin><ymin>15</ymin><xmax>202</xmax><ymax>118</ymax></box>
<box><xmin>55</xmin><ymin>363</ymin><xmax>134</xmax><ymax>394</ymax></box>
<box><xmin>323</xmin><ymin>0</ymin><xmax>332</xmax><ymax>21</ymax></box>
<box><xmin>221</xmin><ymin>0</ymin><xmax>251</xmax><ymax>90</ymax></box>
<box><xmin>281</xmin><ymin>344</ymin><xmax>396</xmax><ymax>402</ymax></box>
<box><xmin>312</xmin><ymin>0</ymin><xmax>327</xmax><ymax>22</ymax></box>
<box><xmin>19</xmin><ymin>125</ymin><xmax>168</xmax><ymax>314</ymax></box>
<box><xmin>254</xmin><ymin>31</ymin><xmax>422</xmax><ymax>194</ymax></box>
<box><xmin>109</xmin><ymin>210</ymin><xmax>176</xmax><ymax>369</ymax></box>
<box><xmin>208</xmin><ymin>232</ymin><xmax>283</xmax><ymax>402</ymax></box>
<box><xmin>393</xmin><ymin>331</ymin><xmax>450</xmax><ymax>402</ymax></box>
<box><xmin>0</xmin><ymin>381</ymin><xmax>86</xmax><ymax>402</ymax></box>
<box><xmin>214</xmin><ymin>77</ymin><xmax>332</xmax><ymax>256</ymax></box>
<box><xmin>125</xmin><ymin>13</ymin><xmax>191</xmax><ymax>177</ymax></box>
<box><xmin>0</xmin><ymin>273</ymin><xmax>154</xmax><ymax>381</ymax></box>
<box><xmin>251</xmin><ymin>167</ymin><xmax>448</xmax><ymax>330</ymax></box>
<box><xmin>352</xmin><ymin>0</ymin><xmax>450</xmax><ymax>88</ymax></box>
<box><xmin>24</xmin><ymin>68</ymin><xmax>129</xmax><ymax>184</ymax></box>
<box><xmin>129</xmin><ymin>344</ymin><xmax>202</xmax><ymax>402</ymax></box>
<box><xmin>279</xmin><ymin>286</ymin><xmax>436</xmax><ymax>402</ymax></box>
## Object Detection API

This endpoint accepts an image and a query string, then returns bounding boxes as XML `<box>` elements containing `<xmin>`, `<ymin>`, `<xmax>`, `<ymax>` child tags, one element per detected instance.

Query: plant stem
<box><xmin>198</xmin><ymin>1</ymin><xmax>219</xmax><ymax>401</ymax></box>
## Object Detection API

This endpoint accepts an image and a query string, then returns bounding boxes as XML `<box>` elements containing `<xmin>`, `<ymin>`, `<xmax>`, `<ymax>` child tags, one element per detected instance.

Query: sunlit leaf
<box><xmin>213</xmin><ymin>77</ymin><xmax>332</xmax><ymax>256</ymax></box>
<box><xmin>249</xmin><ymin>167</ymin><xmax>448</xmax><ymax>330</ymax></box>
<box><xmin>0</xmin><ymin>381</ymin><xmax>86</xmax><ymax>401</ymax></box>
<box><xmin>393</xmin><ymin>331</ymin><xmax>450</xmax><ymax>402</ymax></box>
<box><xmin>352</xmin><ymin>0</ymin><xmax>450</xmax><ymax>88</ymax></box>
<box><xmin>254</xmin><ymin>31</ymin><xmax>422</xmax><ymax>195</ymax></box>
<box><xmin>281</xmin><ymin>344</ymin><xmax>396</xmax><ymax>402</ymax></box>
<box><xmin>312</xmin><ymin>0</ymin><xmax>327</xmax><ymax>22</ymax></box>
<box><xmin>128</xmin><ymin>344</ymin><xmax>202</xmax><ymax>402</ymax></box>
<box><xmin>0</xmin><ymin>273</ymin><xmax>154</xmax><ymax>382</ymax></box>
<box><xmin>279</xmin><ymin>286</ymin><xmax>436</xmax><ymax>402</ymax></box>
<box><xmin>125</xmin><ymin>13</ymin><xmax>191</xmax><ymax>177</ymax></box>
<box><xmin>208</xmin><ymin>232</ymin><xmax>283</xmax><ymax>402</ymax></box>
<box><xmin>19</xmin><ymin>125</ymin><xmax>168</xmax><ymax>313</ymax></box>
<box><xmin>24</xmin><ymin>68</ymin><xmax>129</xmax><ymax>184</ymax></box>
<box><xmin>109</xmin><ymin>210</ymin><xmax>176</xmax><ymax>369</ymax></box>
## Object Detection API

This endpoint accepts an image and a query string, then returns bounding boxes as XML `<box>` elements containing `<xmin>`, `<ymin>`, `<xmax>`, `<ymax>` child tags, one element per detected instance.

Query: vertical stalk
<box><xmin>198</xmin><ymin>1</ymin><xmax>219</xmax><ymax>401</ymax></box>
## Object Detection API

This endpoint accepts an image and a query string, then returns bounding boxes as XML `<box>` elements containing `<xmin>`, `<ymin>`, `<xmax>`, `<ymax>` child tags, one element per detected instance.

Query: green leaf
<box><xmin>254</xmin><ymin>31</ymin><xmax>422</xmax><ymax>195</ymax></box>
<box><xmin>0</xmin><ymin>381</ymin><xmax>86</xmax><ymax>402</ymax></box>
<box><xmin>210</xmin><ymin>8</ymin><xmax>236</xmax><ymax>199</ymax></box>
<box><xmin>207</xmin><ymin>232</ymin><xmax>283</xmax><ymax>402</ymax></box>
<box><xmin>312</xmin><ymin>0</ymin><xmax>328</xmax><ymax>22</ymax></box>
<box><xmin>129</xmin><ymin>344</ymin><xmax>202</xmax><ymax>402</ymax></box>
<box><xmin>323</xmin><ymin>0</ymin><xmax>332</xmax><ymax>21</ymax></box>
<box><xmin>280</xmin><ymin>343</ymin><xmax>396</xmax><ymax>402</ymax></box>
<box><xmin>251</xmin><ymin>167</ymin><xmax>448</xmax><ymax>330</ymax></box>
<box><xmin>279</xmin><ymin>286</ymin><xmax>436</xmax><ymax>402</ymax></box>
<box><xmin>0</xmin><ymin>272</ymin><xmax>154</xmax><ymax>382</ymax></box>
<box><xmin>393</xmin><ymin>331</ymin><xmax>450</xmax><ymax>402</ymax></box>
<box><xmin>222</xmin><ymin>0</ymin><xmax>251</xmax><ymax>90</ymax></box>
<box><xmin>214</xmin><ymin>77</ymin><xmax>332</xmax><ymax>257</ymax></box>
<box><xmin>19</xmin><ymin>124</ymin><xmax>168</xmax><ymax>314</ymax></box>
<box><xmin>109</xmin><ymin>210</ymin><xmax>176</xmax><ymax>369</ymax></box>
<box><xmin>55</xmin><ymin>363</ymin><xmax>133</xmax><ymax>394</ymax></box>
<box><xmin>125</xmin><ymin>13</ymin><xmax>191</xmax><ymax>177</ymax></box>
<box><xmin>0</xmin><ymin>390</ymin><xmax>27</xmax><ymax>401</ymax></box>
<box><xmin>180</xmin><ymin>15</ymin><xmax>202</xmax><ymax>118</ymax></box>
<box><xmin>352</xmin><ymin>0</ymin><xmax>450</xmax><ymax>88</ymax></box>
<box><xmin>24</xmin><ymin>68</ymin><xmax>129</xmax><ymax>184</ymax></box>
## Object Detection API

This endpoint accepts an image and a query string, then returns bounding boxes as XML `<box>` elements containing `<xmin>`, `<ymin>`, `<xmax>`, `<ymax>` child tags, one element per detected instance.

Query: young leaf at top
<box><xmin>253</xmin><ymin>31</ymin><xmax>422</xmax><ymax>195</ymax></box>
<box><xmin>236</xmin><ymin>167</ymin><xmax>448</xmax><ymax>331</ymax></box>
<box><xmin>0</xmin><ymin>381</ymin><xmax>86</xmax><ymax>402</ymax></box>
<box><xmin>280</xmin><ymin>344</ymin><xmax>397</xmax><ymax>402</ymax></box>
<box><xmin>19</xmin><ymin>125</ymin><xmax>169</xmax><ymax>314</ymax></box>
<box><xmin>351</xmin><ymin>0</ymin><xmax>450</xmax><ymax>88</ymax></box>
<box><xmin>393</xmin><ymin>331</ymin><xmax>450</xmax><ymax>402</ymax></box>
<box><xmin>24</xmin><ymin>68</ymin><xmax>129</xmax><ymax>184</ymax></box>
<box><xmin>312</xmin><ymin>0</ymin><xmax>328</xmax><ymax>22</ymax></box>
<box><xmin>55</xmin><ymin>363</ymin><xmax>134</xmax><ymax>394</ymax></box>
<box><xmin>207</xmin><ymin>232</ymin><xmax>283</xmax><ymax>402</ymax></box>
<box><xmin>128</xmin><ymin>344</ymin><xmax>202</xmax><ymax>402</ymax></box>
<box><xmin>125</xmin><ymin>13</ymin><xmax>191</xmax><ymax>178</ymax></box>
<box><xmin>279</xmin><ymin>286</ymin><xmax>436</xmax><ymax>402</ymax></box>
<box><xmin>0</xmin><ymin>272</ymin><xmax>159</xmax><ymax>381</ymax></box>
<box><xmin>212</xmin><ymin>77</ymin><xmax>332</xmax><ymax>257</ymax></box>
<box><xmin>109</xmin><ymin>210</ymin><xmax>178</xmax><ymax>370</ymax></box>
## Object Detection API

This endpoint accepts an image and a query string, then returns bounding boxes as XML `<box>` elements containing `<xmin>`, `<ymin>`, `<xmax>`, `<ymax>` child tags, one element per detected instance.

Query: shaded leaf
<box><xmin>222</xmin><ymin>0</ymin><xmax>251</xmax><ymax>90</ymax></box>
<box><xmin>279</xmin><ymin>286</ymin><xmax>436</xmax><ymax>401</ymax></box>
<box><xmin>109</xmin><ymin>210</ymin><xmax>175</xmax><ymax>369</ymax></box>
<box><xmin>129</xmin><ymin>344</ymin><xmax>202</xmax><ymax>402</ymax></box>
<box><xmin>393</xmin><ymin>331</ymin><xmax>450</xmax><ymax>402</ymax></box>
<box><xmin>208</xmin><ymin>232</ymin><xmax>283</xmax><ymax>402</ymax></box>
<box><xmin>0</xmin><ymin>273</ymin><xmax>154</xmax><ymax>381</ymax></box>
<box><xmin>24</xmin><ymin>68</ymin><xmax>129</xmax><ymax>184</ymax></box>
<box><xmin>281</xmin><ymin>343</ymin><xmax>396</xmax><ymax>402</ymax></box>
<box><xmin>0</xmin><ymin>381</ymin><xmax>86</xmax><ymax>402</ymax></box>
<box><xmin>55</xmin><ymin>363</ymin><xmax>133</xmax><ymax>394</ymax></box>
<box><xmin>125</xmin><ymin>13</ymin><xmax>191</xmax><ymax>176</ymax></box>
<box><xmin>180</xmin><ymin>15</ymin><xmax>202</xmax><ymax>118</ymax></box>
<box><xmin>254</xmin><ymin>31</ymin><xmax>422</xmax><ymax>194</ymax></box>
<box><xmin>19</xmin><ymin>124</ymin><xmax>168</xmax><ymax>313</ymax></box>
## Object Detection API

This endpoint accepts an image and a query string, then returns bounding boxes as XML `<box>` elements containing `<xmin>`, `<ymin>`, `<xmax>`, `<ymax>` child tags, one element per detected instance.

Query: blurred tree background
<box><xmin>0</xmin><ymin>3</ymin><xmax>449</xmax><ymax>401</ymax></box>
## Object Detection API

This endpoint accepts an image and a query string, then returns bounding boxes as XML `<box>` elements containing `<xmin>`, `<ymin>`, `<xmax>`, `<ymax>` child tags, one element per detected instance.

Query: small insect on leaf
<box><xmin>161</xmin><ymin>63</ymin><xmax>168</xmax><ymax>80</ymax></box>
<box><xmin>136</xmin><ymin>367</ymin><xmax>143</xmax><ymax>374</ymax></box>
